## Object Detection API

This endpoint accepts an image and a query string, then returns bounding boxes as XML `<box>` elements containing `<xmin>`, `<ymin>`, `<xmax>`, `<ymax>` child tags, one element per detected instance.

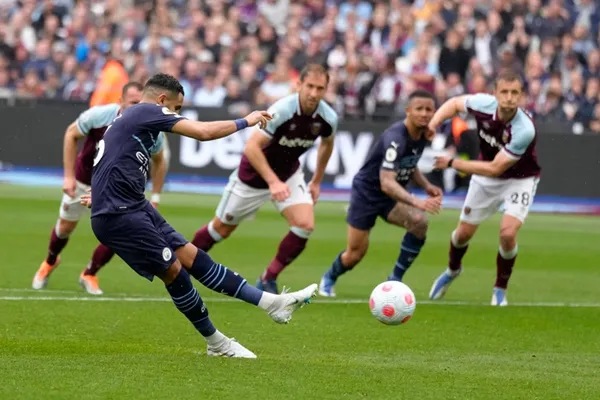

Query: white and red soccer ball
<box><xmin>369</xmin><ymin>281</ymin><xmax>416</xmax><ymax>325</ymax></box>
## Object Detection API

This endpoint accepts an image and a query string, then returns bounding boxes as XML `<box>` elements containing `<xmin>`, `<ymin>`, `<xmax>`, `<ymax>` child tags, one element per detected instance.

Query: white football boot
<box><xmin>207</xmin><ymin>337</ymin><xmax>257</xmax><ymax>359</ymax></box>
<box><xmin>267</xmin><ymin>283</ymin><xmax>318</xmax><ymax>324</ymax></box>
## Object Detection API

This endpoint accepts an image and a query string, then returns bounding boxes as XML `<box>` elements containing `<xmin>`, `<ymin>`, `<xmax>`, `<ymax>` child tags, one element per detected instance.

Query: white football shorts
<box><xmin>460</xmin><ymin>175</ymin><xmax>540</xmax><ymax>225</ymax></box>
<box><xmin>59</xmin><ymin>180</ymin><xmax>91</xmax><ymax>221</ymax></box>
<box><xmin>215</xmin><ymin>168</ymin><xmax>313</xmax><ymax>225</ymax></box>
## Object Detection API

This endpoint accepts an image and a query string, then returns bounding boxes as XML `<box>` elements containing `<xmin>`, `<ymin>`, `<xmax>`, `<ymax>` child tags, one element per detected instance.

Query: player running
<box><xmin>89</xmin><ymin>73</ymin><xmax>318</xmax><ymax>358</ymax></box>
<box><xmin>191</xmin><ymin>64</ymin><xmax>338</xmax><ymax>294</ymax></box>
<box><xmin>429</xmin><ymin>70</ymin><xmax>541</xmax><ymax>306</ymax></box>
<box><xmin>319</xmin><ymin>90</ymin><xmax>443</xmax><ymax>297</ymax></box>
<box><xmin>32</xmin><ymin>82</ymin><xmax>168</xmax><ymax>295</ymax></box>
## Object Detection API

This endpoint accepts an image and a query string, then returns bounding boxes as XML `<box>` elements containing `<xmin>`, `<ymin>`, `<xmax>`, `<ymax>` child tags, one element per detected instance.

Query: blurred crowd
<box><xmin>1</xmin><ymin>0</ymin><xmax>600</xmax><ymax>132</ymax></box>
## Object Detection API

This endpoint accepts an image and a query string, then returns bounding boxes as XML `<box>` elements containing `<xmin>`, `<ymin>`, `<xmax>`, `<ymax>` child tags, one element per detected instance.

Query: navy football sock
<box><xmin>188</xmin><ymin>249</ymin><xmax>262</xmax><ymax>306</ymax></box>
<box><xmin>165</xmin><ymin>268</ymin><xmax>216</xmax><ymax>337</ymax></box>
<box><xmin>325</xmin><ymin>252</ymin><xmax>352</xmax><ymax>281</ymax></box>
<box><xmin>391</xmin><ymin>233</ymin><xmax>426</xmax><ymax>281</ymax></box>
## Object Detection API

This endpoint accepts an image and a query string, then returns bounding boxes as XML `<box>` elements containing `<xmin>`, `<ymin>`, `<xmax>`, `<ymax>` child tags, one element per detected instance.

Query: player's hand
<box><xmin>244</xmin><ymin>111</ymin><xmax>273</xmax><ymax>130</ymax></box>
<box><xmin>63</xmin><ymin>177</ymin><xmax>76</xmax><ymax>198</ymax></box>
<box><xmin>414</xmin><ymin>196</ymin><xmax>442</xmax><ymax>215</ymax></box>
<box><xmin>434</xmin><ymin>155</ymin><xmax>452</xmax><ymax>170</ymax></box>
<box><xmin>308</xmin><ymin>180</ymin><xmax>321</xmax><ymax>204</ymax></box>
<box><xmin>269</xmin><ymin>180</ymin><xmax>291</xmax><ymax>202</ymax></box>
<box><xmin>425</xmin><ymin>184</ymin><xmax>443</xmax><ymax>198</ymax></box>
<box><xmin>80</xmin><ymin>192</ymin><xmax>92</xmax><ymax>208</ymax></box>
<box><xmin>151</xmin><ymin>202</ymin><xmax>159</xmax><ymax>209</ymax></box>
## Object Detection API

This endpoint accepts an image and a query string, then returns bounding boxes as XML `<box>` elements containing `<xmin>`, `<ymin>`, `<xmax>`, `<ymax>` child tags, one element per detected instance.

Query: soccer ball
<box><xmin>369</xmin><ymin>281</ymin><xmax>416</xmax><ymax>325</ymax></box>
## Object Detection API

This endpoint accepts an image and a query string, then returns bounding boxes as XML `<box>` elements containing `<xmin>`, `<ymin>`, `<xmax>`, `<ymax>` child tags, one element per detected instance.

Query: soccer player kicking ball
<box><xmin>428</xmin><ymin>70</ymin><xmax>541</xmax><ymax>306</ymax></box>
<box><xmin>32</xmin><ymin>82</ymin><xmax>169</xmax><ymax>295</ymax></box>
<box><xmin>319</xmin><ymin>90</ymin><xmax>443</xmax><ymax>297</ymax></box>
<box><xmin>90</xmin><ymin>73</ymin><xmax>318</xmax><ymax>358</ymax></box>
<box><xmin>192</xmin><ymin>64</ymin><xmax>338</xmax><ymax>294</ymax></box>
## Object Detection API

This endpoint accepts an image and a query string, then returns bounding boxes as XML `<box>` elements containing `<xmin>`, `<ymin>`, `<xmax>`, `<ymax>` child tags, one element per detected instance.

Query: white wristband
<box><xmin>151</xmin><ymin>193</ymin><xmax>160</xmax><ymax>203</ymax></box>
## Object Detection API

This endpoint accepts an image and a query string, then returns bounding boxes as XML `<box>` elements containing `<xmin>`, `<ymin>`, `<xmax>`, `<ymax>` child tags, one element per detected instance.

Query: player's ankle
<box><xmin>258</xmin><ymin>291</ymin><xmax>278</xmax><ymax>311</ymax></box>
<box><xmin>205</xmin><ymin>330</ymin><xmax>227</xmax><ymax>346</ymax></box>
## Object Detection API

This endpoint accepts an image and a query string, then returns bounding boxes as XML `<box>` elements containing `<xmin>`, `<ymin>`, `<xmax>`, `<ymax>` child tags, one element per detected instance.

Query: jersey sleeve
<box><xmin>504</xmin><ymin>116</ymin><xmax>535</xmax><ymax>159</ymax></box>
<box><xmin>380</xmin><ymin>131</ymin><xmax>406</xmax><ymax>172</ymax></box>
<box><xmin>76</xmin><ymin>104</ymin><xmax>119</xmax><ymax>135</ymax></box>
<box><xmin>260</xmin><ymin>96</ymin><xmax>296</xmax><ymax>137</ymax></box>
<box><xmin>463</xmin><ymin>93</ymin><xmax>498</xmax><ymax>115</ymax></box>
<box><xmin>144</xmin><ymin>106</ymin><xmax>187</xmax><ymax>133</ymax></box>
<box><xmin>149</xmin><ymin>132</ymin><xmax>166</xmax><ymax>155</ymax></box>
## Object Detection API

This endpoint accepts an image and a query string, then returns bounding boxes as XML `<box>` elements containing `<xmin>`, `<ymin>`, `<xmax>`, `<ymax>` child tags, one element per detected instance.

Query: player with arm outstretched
<box><xmin>32</xmin><ymin>81</ymin><xmax>169</xmax><ymax>295</ymax></box>
<box><xmin>90</xmin><ymin>73</ymin><xmax>318</xmax><ymax>359</ymax></box>
<box><xmin>319</xmin><ymin>90</ymin><xmax>443</xmax><ymax>297</ymax></box>
<box><xmin>428</xmin><ymin>70</ymin><xmax>541</xmax><ymax>306</ymax></box>
<box><xmin>191</xmin><ymin>64</ymin><xmax>337</xmax><ymax>294</ymax></box>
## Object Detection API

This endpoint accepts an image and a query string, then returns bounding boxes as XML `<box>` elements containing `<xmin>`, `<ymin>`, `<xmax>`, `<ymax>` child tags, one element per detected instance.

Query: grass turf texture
<box><xmin>1</xmin><ymin>184</ymin><xmax>599</xmax><ymax>400</ymax></box>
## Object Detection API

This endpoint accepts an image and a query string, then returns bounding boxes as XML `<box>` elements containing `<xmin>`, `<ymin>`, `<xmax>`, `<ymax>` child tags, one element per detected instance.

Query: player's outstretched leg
<box><xmin>429</xmin><ymin>223</ymin><xmax>478</xmax><ymax>300</ymax></box>
<box><xmin>33</xmin><ymin>220</ymin><xmax>75</xmax><ymax>289</ymax></box>
<box><xmin>257</xmin><ymin>204</ymin><xmax>314</xmax><ymax>294</ymax></box>
<box><xmin>162</xmin><ymin>262</ymin><xmax>256</xmax><ymax>358</ymax></box>
<box><xmin>191</xmin><ymin>218</ymin><xmax>236</xmax><ymax>252</ymax></box>
<box><xmin>177</xmin><ymin>244</ymin><xmax>318</xmax><ymax>324</ymax></box>
<box><xmin>320</xmin><ymin>226</ymin><xmax>369</xmax><ymax>297</ymax></box>
<box><xmin>492</xmin><ymin>215</ymin><xmax>521</xmax><ymax>306</ymax></box>
<box><xmin>79</xmin><ymin>244</ymin><xmax>115</xmax><ymax>295</ymax></box>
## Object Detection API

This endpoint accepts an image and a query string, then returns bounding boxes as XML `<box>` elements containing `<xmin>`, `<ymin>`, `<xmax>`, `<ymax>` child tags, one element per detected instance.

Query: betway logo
<box><xmin>479</xmin><ymin>130</ymin><xmax>502</xmax><ymax>150</ymax></box>
<box><xmin>278</xmin><ymin>136</ymin><xmax>314</xmax><ymax>148</ymax></box>
<box><xmin>178</xmin><ymin>109</ymin><xmax>374</xmax><ymax>187</ymax></box>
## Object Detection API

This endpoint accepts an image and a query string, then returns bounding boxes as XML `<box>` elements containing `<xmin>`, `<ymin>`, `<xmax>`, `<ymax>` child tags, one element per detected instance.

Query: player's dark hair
<box><xmin>407</xmin><ymin>89</ymin><xmax>435</xmax><ymax>103</ymax></box>
<box><xmin>121</xmin><ymin>81</ymin><xmax>143</xmax><ymax>96</ymax></box>
<box><xmin>300</xmin><ymin>64</ymin><xmax>330</xmax><ymax>84</ymax></box>
<box><xmin>495</xmin><ymin>70</ymin><xmax>523</xmax><ymax>89</ymax></box>
<box><xmin>144</xmin><ymin>73</ymin><xmax>185</xmax><ymax>96</ymax></box>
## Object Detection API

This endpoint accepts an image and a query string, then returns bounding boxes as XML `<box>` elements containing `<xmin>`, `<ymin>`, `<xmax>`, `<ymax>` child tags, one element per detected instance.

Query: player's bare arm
<box><xmin>63</xmin><ymin>121</ymin><xmax>85</xmax><ymax>197</ymax></box>
<box><xmin>380</xmin><ymin>169</ymin><xmax>441</xmax><ymax>214</ymax></box>
<box><xmin>434</xmin><ymin>150</ymin><xmax>517</xmax><ymax>178</ymax></box>
<box><xmin>170</xmin><ymin>111</ymin><xmax>272</xmax><ymax>142</ymax></box>
<box><xmin>150</xmin><ymin>149</ymin><xmax>167</xmax><ymax>208</ymax></box>
<box><xmin>308</xmin><ymin>135</ymin><xmax>334</xmax><ymax>203</ymax></box>
<box><xmin>244</xmin><ymin>129</ymin><xmax>291</xmax><ymax>202</ymax></box>
<box><xmin>412</xmin><ymin>168</ymin><xmax>443</xmax><ymax>198</ymax></box>
<box><xmin>428</xmin><ymin>95</ymin><xmax>469</xmax><ymax>132</ymax></box>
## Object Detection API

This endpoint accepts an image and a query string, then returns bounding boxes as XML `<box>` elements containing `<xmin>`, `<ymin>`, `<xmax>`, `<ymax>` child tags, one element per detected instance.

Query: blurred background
<box><xmin>0</xmin><ymin>0</ymin><xmax>599</xmax><ymax>212</ymax></box>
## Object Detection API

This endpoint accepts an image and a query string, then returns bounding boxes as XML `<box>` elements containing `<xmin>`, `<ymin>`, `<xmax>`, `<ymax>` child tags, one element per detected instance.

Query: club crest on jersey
<box><xmin>311</xmin><ymin>122</ymin><xmax>322</xmax><ymax>136</ymax></box>
<box><xmin>62</xmin><ymin>203</ymin><xmax>69</xmax><ymax>212</ymax></box>
<box><xmin>464</xmin><ymin>206</ymin><xmax>471</xmax><ymax>215</ymax></box>
<box><xmin>502</xmin><ymin>130</ymin><xmax>510</xmax><ymax>144</ymax></box>
<box><xmin>225</xmin><ymin>213</ymin><xmax>234</xmax><ymax>222</ymax></box>
<box><xmin>483</xmin><ymin>122</ymin><xmax>490</xmax><ymax>129</ymax></box>
<box><xmin>162</xmin><ymin>247</ymin><xmax>172</xmax><ymax>261</ymax></box>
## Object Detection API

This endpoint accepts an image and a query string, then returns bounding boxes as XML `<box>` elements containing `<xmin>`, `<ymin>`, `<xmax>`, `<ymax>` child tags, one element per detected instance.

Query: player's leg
<box><xmin>78</xmin><ymin>244</ymin><xmax>115</xmax><ymax>295</ymax></box>
<box><xmin>429</xmin><ymin>177</ymin><xmax>502</xmax><ymax>300</ymax></box>
<box><xmin>33</xmin><ymin>184</ymin><xmax>88</xmax><ymax>289</ymax></box>
<box><xmin>191</xmin><ymin>172</ymin><xmax>266</xmax><ymax>251</ymax></box>
<box><xmin>256</xmin><ymin>171</ymin><xmax>315</xmax><ymax>293</ymax></box>
<box><xmin>492</xmin><ymin>177</ymin><xmax>539</xmax><ymax>306</ymax></box>
<box><xmin>384</xmin><ymin>202</ymin><xmax>429</xmax><ymax>282</ymax></box>
<box><xmin>91</xmin><ymin>209</ymin><xmax>256</xmax><ymax>358</ymax></box>
<box><xmin>319</xmin><ymin>188</ymin><xmax>378</xmax><ymax>297</ymax></box>
<box><xmin>319</xmin><ymin>225</ymin><xmax>370</xmax><ymax>297</ymax></box>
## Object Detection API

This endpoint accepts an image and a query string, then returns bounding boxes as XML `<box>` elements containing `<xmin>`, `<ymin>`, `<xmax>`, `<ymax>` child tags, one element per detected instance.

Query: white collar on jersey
<box><xmin>296</xmin><ymin>94</ymin><xmax>319</xmax><ymax>118</ymax></box>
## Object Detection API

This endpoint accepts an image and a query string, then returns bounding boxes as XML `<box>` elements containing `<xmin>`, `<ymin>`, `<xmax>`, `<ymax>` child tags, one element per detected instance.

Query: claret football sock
<box><xmin>448</xmin><ymin>229</ymin><xmax>469</xmax><ymax>271</ymax></box>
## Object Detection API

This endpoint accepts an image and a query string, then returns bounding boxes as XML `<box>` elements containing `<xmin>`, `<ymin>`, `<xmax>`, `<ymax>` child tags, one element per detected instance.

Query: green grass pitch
<box><xmin>1</xmin><ymin>184</ymin><xmax>599</xmax><ymax>400</ymax></box>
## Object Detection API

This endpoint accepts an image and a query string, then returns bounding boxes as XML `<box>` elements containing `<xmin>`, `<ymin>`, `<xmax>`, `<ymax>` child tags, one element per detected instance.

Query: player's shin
<box><xmin>390</xmin><ymin>232</ymin><xmax>426</xmax><ymax>281</ymax></box>
<box><xmin>324</xmin><ymin>252</ymin><xmax>353</xmax><ymax>281</ymax></box>
<box><xmin>261</xmin><ymin>228</ymin><xmax>310</xmax><ymax>282</ymax></box>
<box><xmin>191</xmin><ymin>220</ymin><xmax>223</xmax><ymax>252</ymax></box>
<box><xmin>84</xmin><ymin>244</ymin><xmax>115</xmax><ymax>276</ymax></box>
<box><xmin>165</xmin><ymin>267</ymin><xmax>219</xmax><ymax>339</ymax></box>
<box><xmin>187</xmin><ymin>249</ymin><xmax>267</xmax><ymax>306</ymax></box>
<box><xmin>47</xmin><ymin>223</ymin><xmax>71</xmax><ymax>265</ymax></box>
<box><xmin>495</xmin><ymin>245</ymin><xmax>518</xmax><ymax>289</ymax></box>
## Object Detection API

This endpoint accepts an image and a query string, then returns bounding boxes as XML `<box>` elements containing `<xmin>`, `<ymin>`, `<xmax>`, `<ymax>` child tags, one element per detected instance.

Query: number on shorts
<box><xmin>93</xmin><ymin>139</ymin><xmax>106</xmax><ymax>167</ymax></box>
<box><xmin>510</xmin><ymin>192</ymin><xmax>530</xmax><ymax>206</ymax></box>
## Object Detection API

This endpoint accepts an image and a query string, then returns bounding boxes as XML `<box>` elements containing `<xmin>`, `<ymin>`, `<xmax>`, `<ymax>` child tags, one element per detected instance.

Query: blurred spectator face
<box><xmin>548</xmin><ymin>0</ymin><xmax>561</xmax><ymax>17</ymax></box>
<box><xmin>447</xmin><ymin>72</ymin><xmax>461</xmax><ymax>87</ymax></box>
<box><xmin>529</xmin><ymin>79</ymin><xmax>542</xmax><ymax>97</ymax></box>
<box><xmin>203</xmin><ymin>74</ymin><xmax>217</xmax><ymax>90</ymax></box>
<box><xmin>471</xmin><ymin>74</ymin><xmax>488</xmax><ymax>93</ymax></box>
<box><xmin>587</xmin><ymin>50</ymin><xmax>600</xmax><ymax>70</ymax></box>
<box><xmin>184</xmin><ymin>60</ymin><xmax>200</xmax><ymax>79</ymax></box>
<box><xmin>299</xmin><ymin>70</ymin><xmax>328</xmax><ymax>112</ymax></box>
<box><xmin>120</xmin><ymin>85</ymin><xmax>143</xmax><ymax>109</ymax></box>
<box><xmin>239</xmin><ymin>62</ymin><xmax>257</xmax><ymax>83</ymax></box>
<box><xmin>528</xmin><ymin>0</ymin><xmax>541</xmax><ymax>13</ymax></box>
<box><xmin>573</xmin><ymin>25</ymin><xmax>588</xmax><ymax>41</ymax></box>
<box><xmin>571</xmin><ymin>72</ymin><xmax>583</xmax><ymax>94</ymax></box>
<box><xmin>513</xmin><ymin>16</ymin><xmax>526</xmax><ymax>31</ymax></box>
<box><xmin>35</xmin><ymin>40</ymin><xmax>51</xmax><ymax>60</ymax></box>
<box><xmin>226</xmin><ymin>78</ymin><xmax>241</xmax><ymax>98</ymax></box>
<box><xmin>373</xmin><ymin>8</ymin><xmax>387</xmax><ymax>29</ymax></box>
<box><xmin>475</xmin><ymin>20</ymin><xmax>488</xmax><ymax>37</ymax></box>
<box><xmin>487</xmin><ymin>11</ymin><xmax>502</xmax><ymax>33</ymax></box>
<box><xmin>561</xmin><ymin>34</ymin><xmax>573</xmax><ymax>52</ymax></box>
<box><xmin>24</xmin><ymin>69</ymin><xmax>40</xmax><ymax>89</ymax></box>
<box><xmin>586</xmin><ymin>78</ymin><xmax>599</xmax><ymax>99</ymax></box>
<box><xmin>446</xmin><ymin>30</ymin><xmax>460</xmax><ymax>49</ymax></box>
<box><xmin>541</xmin><ymin>40</ymin><xmax>555</xmax><ymax>57</ymax></box>
<box><xmin>75</xmin><ymin>68</ymin><xmax>88</xmax><ymax>84</ymax></box>
<box><xmin>494</xmin><ymin>77</ymin><xmax>523</xmax><ymax>115</ymax></box>
<box><xmin>0</xmin><ymin>69</ymin><xmax>9</xmax><ymax>86</ymax></box>
<box><xmin>44</xmin><ymin>15</ymin><xmax>59</xmax><ymax>37</ymax></box>
<box><xmin>548</xmin><ymin>76</ymin><xmax>562</xmax><ymax>94</ymax></box>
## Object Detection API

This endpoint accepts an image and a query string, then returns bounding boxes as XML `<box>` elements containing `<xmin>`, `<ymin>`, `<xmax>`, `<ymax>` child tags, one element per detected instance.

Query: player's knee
<box><xmin>57</xmin><ymin>219</ymin><xmax>77</xmax><ymax>237</ymax></box>
<box><xmin>290</xmin><ymin>221</ymin><xmax>313</xmax><ymax>238</ymax></box>
<box><xmin>212</xmin><ymin>218</ymin><xmax>237</xmax><ymax>239</ymax></box>
<box><xmin>408</xmin><ymin>212</ymin><xmax>429</xmax><ymax>238</ymax></box>
<box><xmin>345</xmin><ymin>247</ymin><xmax>366</xmax><ymax>267</ymax></box>
<box><xmin>455</xmin><ymin>222</ymin><xmax>477</xmax><ymax>244</ymax></box>
<box><xmin>499</xmin><ymin>225</ymin><xmax>518</xmax><ymax>249</ymax></box>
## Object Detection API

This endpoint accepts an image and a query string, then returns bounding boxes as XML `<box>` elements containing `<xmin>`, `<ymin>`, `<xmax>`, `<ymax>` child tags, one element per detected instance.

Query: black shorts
<box><xmin>346</xmin><ymin>186</ymin><xmax>396</xmax><ymax>231</ymax></box>
<box><xmin>91</xmin><ymin>202</ymin><xmax>188</xmax><ymax>281</ymax></box>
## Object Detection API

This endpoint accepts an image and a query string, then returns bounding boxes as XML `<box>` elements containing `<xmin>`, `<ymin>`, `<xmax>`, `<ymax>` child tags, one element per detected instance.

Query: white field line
<box><xmin>0</xmin><ymin>289</ymin><xmax>600</xmax><ymax>308</ymax></box>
